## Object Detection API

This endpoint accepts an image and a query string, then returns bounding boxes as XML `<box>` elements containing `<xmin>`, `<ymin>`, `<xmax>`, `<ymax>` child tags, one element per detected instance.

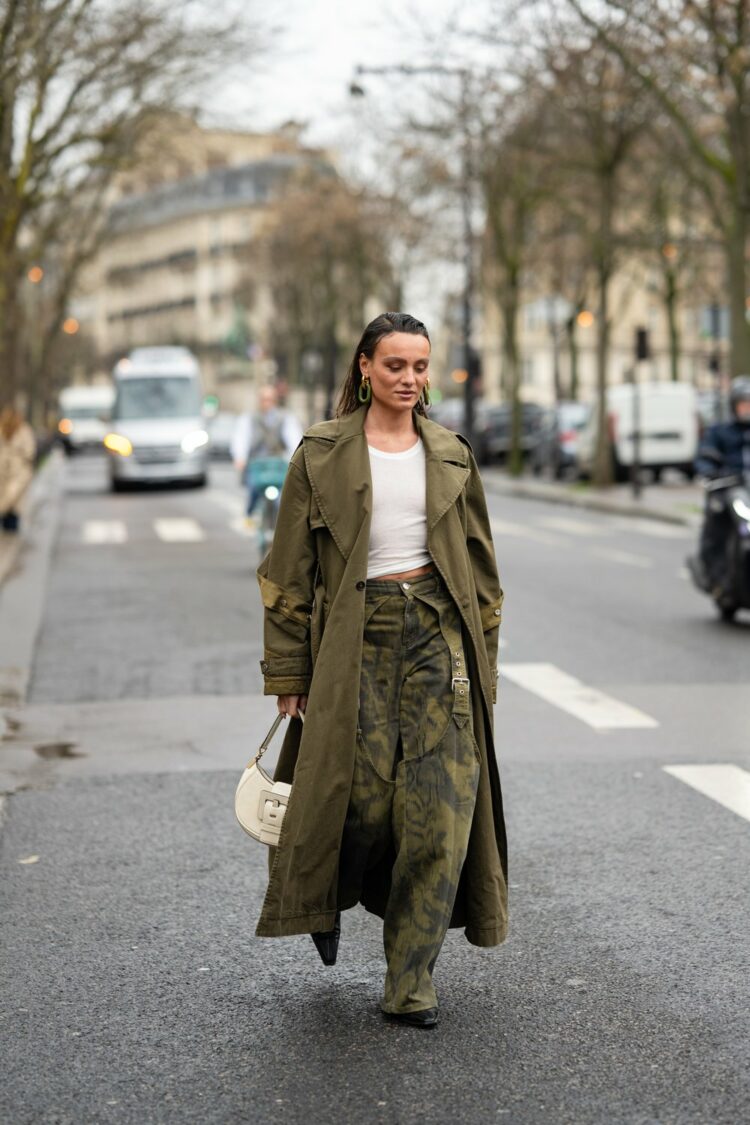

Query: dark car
<box><xmin>529</xmin><ymin>401</ymin><xmax>592</xmax><ymax>479</ymax></box>
<box><xmin>474</xmin><ymin>402</ymin><xmax>547</xmax><ymax>465</ymax></box>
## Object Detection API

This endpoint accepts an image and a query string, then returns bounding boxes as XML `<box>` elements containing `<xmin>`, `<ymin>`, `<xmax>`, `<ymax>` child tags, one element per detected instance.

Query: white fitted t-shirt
<box><xmin>367</xmin><ymin>438</ymin><xmax>432</xmax><ymax>579</ymax></box>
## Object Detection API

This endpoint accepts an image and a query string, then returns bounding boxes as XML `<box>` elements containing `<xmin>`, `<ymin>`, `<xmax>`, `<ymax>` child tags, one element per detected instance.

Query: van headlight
<box><xmin>181</xmin><ymin>429</ymin><xmax>209</xmax><ymax>454</ymax></box>
<box><xmin>103</xmin><ymin>433</ymin><xmax>133</xmax><ymax>457</ymax></box>
<box><xmin>731</xmin><ymin>495</ymin><xmax>750</xmax><ymax>521</ymax></box>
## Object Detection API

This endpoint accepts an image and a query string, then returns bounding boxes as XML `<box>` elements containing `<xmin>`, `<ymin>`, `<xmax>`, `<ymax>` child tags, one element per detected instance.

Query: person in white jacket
<box><xmin>231</xmin><ymin>386</ymin><xmax>302</xmax><ymax>517</ymax></box>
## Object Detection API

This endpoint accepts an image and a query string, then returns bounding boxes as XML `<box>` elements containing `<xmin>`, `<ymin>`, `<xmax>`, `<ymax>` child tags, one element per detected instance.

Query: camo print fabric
<box><xmin>337</xmin><ymin>570</ymin><xmax>480</xmax><ymax>1014</ymax></box>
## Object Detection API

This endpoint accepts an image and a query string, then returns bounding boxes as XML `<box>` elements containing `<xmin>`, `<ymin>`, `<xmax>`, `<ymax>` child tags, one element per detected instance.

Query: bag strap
<box><xmin>250</xmin><ymin>711</ymin><xmax>304</xmax><ymax>768</ymax></box>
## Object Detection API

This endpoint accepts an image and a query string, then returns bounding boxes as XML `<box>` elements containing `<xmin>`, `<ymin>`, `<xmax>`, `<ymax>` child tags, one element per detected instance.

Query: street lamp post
<box><xmin>350</xmin><ymin>64</ymin><xmax>479</xmax><ymax>448</ymax></box>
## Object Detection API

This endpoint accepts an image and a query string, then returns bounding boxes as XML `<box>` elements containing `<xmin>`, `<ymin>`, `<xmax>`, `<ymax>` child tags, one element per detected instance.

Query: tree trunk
<box><xmin>664</xmin><ymin>268</ymin><xmax>680</xmax><ymax>382</ymax></box>
<box><xmin>726</xmin><ymin>206</ymin><xmax>750</xmax><ymax>378</ymax></box>
<box><xmin>502</xmin><ymin>283</ymin><xmax>523</xmax><ymax>477</ymax></box>
<box><xmin>593</xmin><ymin>173</ymin><xmax>614</xmax><ymax>488</ymax></box>
<box><xmin>565</xmin><ymin>316</ymin><xmax>579</xmax><ymax>400</ymax></box>
<box><xmin>593</xmin><ymin>265</ymin><xmax>612</xmax><ymax>486</ymax></box>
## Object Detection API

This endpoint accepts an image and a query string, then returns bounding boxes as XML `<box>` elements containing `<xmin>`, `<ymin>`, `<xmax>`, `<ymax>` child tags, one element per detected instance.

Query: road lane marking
<box><xmin>153</xmin><ymin>518</ymin><xmax>205</xmax><ymax>543</ymax></box>
<box><xmin>612</xmin><ymin>517</ymin><xmax>692</xmax><ymax>539</ymax></box>
<box><xmin>502</xmin><ymin>663</ymin><xmax>659</xmax><ymax>730</ymax></box>
<box><xmin>537</xmin><ymin>515</ymin><xmax>607</xmax><ymax>537</ymax></box>
<box><xmin>663</xmin><ymin>764</ymin><xmax>750</xmax><ymax>822</ymax></box>
<box><xmin>490</xmin><ymin>518</ymin><xmax>566</xmax><ymax>547</ymax></box>
<box><xmin>591</xmin><ymin>547</ymin><xmax>652</xmax><ymax>569</ymax></box>
<box><xmin>82</xmin><ymin>520</ymin><xmax>127</xmax><ymax>544</ymax></box>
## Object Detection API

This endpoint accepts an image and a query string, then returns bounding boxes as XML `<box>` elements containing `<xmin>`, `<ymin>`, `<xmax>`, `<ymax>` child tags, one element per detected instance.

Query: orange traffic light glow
<box><xmin>27</xmin><ymin>266</ymin><xmax>44</xmax><ymax>283</ymax></box>
<box><xmin>62</xmin><ymin>317</ymin><xmax>80</xmax><ymax>335</ymax></box>
<box><xmin>58</xmin><ymin>418</ymin><xmax>72</xmax><ymax>435</ymax></box>
<box><xmin>451</xmin><ymin>368</ymin><xmax>469</xmax><ymax>384</ymax></box>
<box><xmin>576</xmin><ymin>310</ymin><xmax>594</xmax><ymax>328</ymax></box>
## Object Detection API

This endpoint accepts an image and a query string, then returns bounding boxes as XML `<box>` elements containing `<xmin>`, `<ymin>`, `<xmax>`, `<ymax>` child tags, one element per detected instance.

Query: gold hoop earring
<box><xmin>422</xmin><ymin>377</ymin><xmax>431</xmax><ymax>406</ymax></box>
<box><xmin>358</xmin><ymin>375</ymin><xmax>371</xmax><ymax>404</ymax></box>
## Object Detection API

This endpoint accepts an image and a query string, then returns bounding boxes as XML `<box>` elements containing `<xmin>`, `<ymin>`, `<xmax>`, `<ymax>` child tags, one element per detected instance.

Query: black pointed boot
<box><xmin>311</xmin><ymin>912</ymin><xmax>341</xmax><ymax>966</ymax></box>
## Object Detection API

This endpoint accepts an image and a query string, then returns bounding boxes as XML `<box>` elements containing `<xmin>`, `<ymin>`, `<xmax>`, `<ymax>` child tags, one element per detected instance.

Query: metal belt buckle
<box><xmin>452</xmin><ymin>676</ymin><xmax>470</xmax><ymax>691</ymax></box>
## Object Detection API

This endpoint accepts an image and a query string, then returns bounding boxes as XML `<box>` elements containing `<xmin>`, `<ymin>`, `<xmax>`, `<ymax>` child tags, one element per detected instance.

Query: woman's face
<box><xmin>360</xmin><ymin>332</ymin><xmax>430</xmax><ymax>413</ymax></box>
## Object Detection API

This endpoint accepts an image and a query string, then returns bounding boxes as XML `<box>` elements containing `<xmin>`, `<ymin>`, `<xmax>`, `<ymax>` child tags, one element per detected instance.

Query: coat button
<box><xmin>356</xmin><ymin>580</ymin><xmax>365</xmax><ymax>590</ymax></box>
<box><xmin>494</xmin><ymin>608</ymin><xmax>501</xmax><ymax>616</ymax></box>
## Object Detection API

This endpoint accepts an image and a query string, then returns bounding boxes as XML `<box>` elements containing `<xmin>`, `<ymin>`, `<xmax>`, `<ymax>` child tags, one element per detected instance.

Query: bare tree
<box><xmin>0</xmin><ymin>0</ymin><xmax>261</xmax><ymax>410</ymax></box>
<box><xmin>568</xmin><ymin>0</ymin><xmax>750</xmax><ymax>378</ymax></box>
<box><xmin>480</xmin><ymin>89</ymin><xmax>556</xmax><ymax>474</ymax></box>
<box><xmin>538</xmin><ymin>39</ymin><xmax>650</xmax><ymax>485</ymax></box>
<box><xmin>251</xmin><ymin>167</ymin><xmax>397</xmax><ymax>418</ymax></box>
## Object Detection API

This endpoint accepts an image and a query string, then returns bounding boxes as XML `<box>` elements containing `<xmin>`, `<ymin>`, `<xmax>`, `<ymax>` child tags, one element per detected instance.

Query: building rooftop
<box><xmin>109</xmin><ymin>153</ymin><xmax>335</xmax><ymax>232</ymax></box>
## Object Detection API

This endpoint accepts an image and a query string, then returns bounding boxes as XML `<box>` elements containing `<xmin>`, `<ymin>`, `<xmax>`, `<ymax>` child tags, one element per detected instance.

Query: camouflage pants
<box><xmin>338</xmin><ymin>571</ymin><xmax>480</xmax><ymax>1014</ymax></box>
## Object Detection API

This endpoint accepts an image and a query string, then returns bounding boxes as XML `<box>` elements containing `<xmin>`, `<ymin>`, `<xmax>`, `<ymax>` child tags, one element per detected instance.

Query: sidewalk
<box><xmin>481</xmin><ymin>468</ymin><xmax>703</xmax><ymax>527</ymax></box>
<box><xmin>0</xmin><ymin>450</ymin><xmax>66</xmax><ymax>714</ymax></box>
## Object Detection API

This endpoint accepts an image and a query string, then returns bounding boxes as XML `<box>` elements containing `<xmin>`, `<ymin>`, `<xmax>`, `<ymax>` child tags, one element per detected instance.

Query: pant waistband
<box><xmin>365</xmin><ymin>568</ymin><xmax>445</xmax><ymax>597</ymax></box>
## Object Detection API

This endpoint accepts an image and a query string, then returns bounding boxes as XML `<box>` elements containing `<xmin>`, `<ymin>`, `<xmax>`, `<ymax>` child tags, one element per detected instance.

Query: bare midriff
<box><xmin>371</xmin><ymin>562</ymin><xmax>435</xmax><ymax>582</ymax></box>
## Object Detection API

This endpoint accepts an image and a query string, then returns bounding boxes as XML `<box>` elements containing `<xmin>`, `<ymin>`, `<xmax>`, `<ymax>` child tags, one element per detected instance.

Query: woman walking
<box><xmin>0</xmin><ymin>406</ymin><xmax>36</xmax><ymax>533</ymax></box>
<box><xmin>255</xmin><ymin>312</ymin><xmax>507</xmax><ymax>1028</ymax></box>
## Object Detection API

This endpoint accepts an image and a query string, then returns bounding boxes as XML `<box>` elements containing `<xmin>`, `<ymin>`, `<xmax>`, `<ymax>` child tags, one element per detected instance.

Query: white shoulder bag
<box><xmin>235</xmin><ymin>711</ymin><xmax>303</xmax><ymax>845</ymax></box>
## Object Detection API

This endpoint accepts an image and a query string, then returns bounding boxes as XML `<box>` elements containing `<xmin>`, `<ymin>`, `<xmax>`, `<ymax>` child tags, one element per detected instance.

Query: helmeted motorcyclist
<box><xmin>691</xmin><ymin>376</ymin><xmax>750</xmax><ymax>588</ymax></box>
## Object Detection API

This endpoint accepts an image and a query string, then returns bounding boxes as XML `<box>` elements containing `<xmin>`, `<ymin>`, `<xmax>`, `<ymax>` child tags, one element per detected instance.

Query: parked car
<box><xmin>428</xmin><ymin>397</ymin><xmax>471</xmax><ymax>432</ymax></box>
<box><xmin>57</xmin><ymin>384</ymin><xmax>115</xmax><ymax>454</ymax></box>
<box><xmin>207</xmin><ymin>411</ymin><xmax>238</xmax><ymax>460</ymax></box>
<box><xmin>104</xmin><ymin>347</ymin><xmax>209</xmax><ymax>490</ymax></box>
<box><xmin>576</xmin><ymin>381</ymin><xmax>699</xmax><ymax>482</ymax></box>
<box><xmin>474</xmin><ymin>402</ymin><xmax>546</xmax><ymax>465</ymax></box>
<box><xmin>529</xmin><ymin>401</ymin><xmax>592</xmax><ymax>479</ymax></box>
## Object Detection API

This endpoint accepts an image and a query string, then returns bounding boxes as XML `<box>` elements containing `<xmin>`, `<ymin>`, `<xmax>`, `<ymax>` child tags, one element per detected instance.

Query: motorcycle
<box><xmin>687</xmin><ymin>470</ymin><xmax>750</xmax><ymax>621</ymax></box>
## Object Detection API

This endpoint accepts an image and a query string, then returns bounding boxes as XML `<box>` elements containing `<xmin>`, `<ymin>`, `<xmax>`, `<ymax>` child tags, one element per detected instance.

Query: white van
<box><xmin>577</xmin><ymin>381</ymin><xmax>699</xmax><ymax>481</ymax></box>
<box><xmin>105</xmin><ymin>347</ymin><xmax>209</xmax><ymax>490</ymax></box>
<box><xmin>58</xmin><ymin>384</ymin><xmax>115</xmax><ymax>453</ymax></box>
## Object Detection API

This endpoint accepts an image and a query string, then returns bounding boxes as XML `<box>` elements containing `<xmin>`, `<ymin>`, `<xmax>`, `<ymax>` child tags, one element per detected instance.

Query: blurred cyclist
<box><xmin>691</xmin><ymin>376</ymin><xmax>750</xmax><ymax>587</ymax></box>
<box><xmin>231</xmin><ymin>385</ymin><xmax>302</xmax><ymax>519</ymax></box>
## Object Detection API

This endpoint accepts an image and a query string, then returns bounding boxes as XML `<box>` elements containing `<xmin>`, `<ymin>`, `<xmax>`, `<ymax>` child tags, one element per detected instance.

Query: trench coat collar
<box><xmin>302</xmin><ymin>406</ymin><xmax>470</xmax><ymax>560</ymax></box>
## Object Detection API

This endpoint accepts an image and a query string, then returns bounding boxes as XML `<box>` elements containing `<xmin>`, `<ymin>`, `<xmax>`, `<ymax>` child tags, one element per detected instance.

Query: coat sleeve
<box><xmin>256</xmin><ymin>447</ymin><xmax>317</xmax><ymax>696</ymax></box>
<box><xmin>465</xmin><ymin>449</ymin><xmax>504</xmax><ymax>703</ymax></box>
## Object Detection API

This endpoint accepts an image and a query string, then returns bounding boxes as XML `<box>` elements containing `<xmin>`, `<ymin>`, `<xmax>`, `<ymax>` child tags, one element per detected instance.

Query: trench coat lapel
<box><xmin>302</xmin><ymin>408</ymin><xmax>470</xmax><ymax>557</ymax></box>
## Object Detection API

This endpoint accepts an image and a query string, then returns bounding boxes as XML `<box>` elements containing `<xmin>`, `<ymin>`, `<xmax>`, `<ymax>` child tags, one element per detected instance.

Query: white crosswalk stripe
<box><xmin>664</xmin><ymin>764</ymin><xmax>750</xmax><ymax>823</ymax></box>
<box><xmin>153</xmin><ymin>518</ymin><xmax>205</xmax><ymax>543</ymax></box>
<box><xmin>82</xmin><ymin>520</ymin><xmax>128</xmax><ymax>544</ymax></box>
<box><xmin>502</xmin><ymin>662</ymin><xmax>659</xmax><ymax>730</ymax></box>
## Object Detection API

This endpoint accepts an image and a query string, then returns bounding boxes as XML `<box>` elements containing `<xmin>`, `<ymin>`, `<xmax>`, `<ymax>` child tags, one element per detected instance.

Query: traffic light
<box><xmin>635</xmin><ymin>327</ymin><xmax>650</xmax><ymax>362</ymax></box>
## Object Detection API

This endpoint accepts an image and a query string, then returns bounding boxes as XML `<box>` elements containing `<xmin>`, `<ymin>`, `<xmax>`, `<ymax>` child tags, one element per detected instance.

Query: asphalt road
<box><xmin>1</xmin><ymin>453</ymin><xmax>748</xmax><ymax>1125</ymax></box>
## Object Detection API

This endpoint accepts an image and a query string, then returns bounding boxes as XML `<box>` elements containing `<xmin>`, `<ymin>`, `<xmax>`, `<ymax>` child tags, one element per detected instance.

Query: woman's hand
<box><xmin>277</xmin><ymin>694</ymin><xmax>308</xmax><ymax>719</ymax></box>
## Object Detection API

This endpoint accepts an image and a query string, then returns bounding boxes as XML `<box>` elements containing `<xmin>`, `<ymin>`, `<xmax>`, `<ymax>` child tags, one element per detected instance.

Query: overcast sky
<box><xmin>207</xmin><ymin>0</ymin><xmax>495</xmax><ymax>328</ymax></box>
<box><xmin>220</xmin><ymin>0</ymin><xmax>490</xmax><ymax>145</ymax></box>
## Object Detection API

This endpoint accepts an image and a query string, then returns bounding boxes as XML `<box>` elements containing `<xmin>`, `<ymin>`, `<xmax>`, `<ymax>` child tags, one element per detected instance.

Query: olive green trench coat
<box><xmin>255</xmin><ymin>406</ymin><xmax>508</xmax><ymax>948</ymax></box>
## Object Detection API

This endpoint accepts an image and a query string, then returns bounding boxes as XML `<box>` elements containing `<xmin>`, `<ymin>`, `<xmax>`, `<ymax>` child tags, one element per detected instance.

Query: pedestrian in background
<box><xmin>231</xmin><ymin>384</ymin><xmax>302</xmax><ymax>521</ymax></box>
<box><xmin>254</xmin><ymin>311</ymin><xmax>507</xmax><ymax>1028</ymax></box>
<box><xmin>0</xmin><ymin>405</ymin><xmax>36</xmax><ymax>533</ymax></box>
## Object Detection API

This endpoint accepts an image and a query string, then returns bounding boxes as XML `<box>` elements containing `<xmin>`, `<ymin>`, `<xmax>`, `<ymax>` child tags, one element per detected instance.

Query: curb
<box><xmin>0</xmin><ymin>449</ymin><xmax>66</xmax><ymax>708</ymax></box>
<box><xmin>481</xmin><ymin>472</ymin><xmax>699</xmax><ymax>527</ymax></box>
